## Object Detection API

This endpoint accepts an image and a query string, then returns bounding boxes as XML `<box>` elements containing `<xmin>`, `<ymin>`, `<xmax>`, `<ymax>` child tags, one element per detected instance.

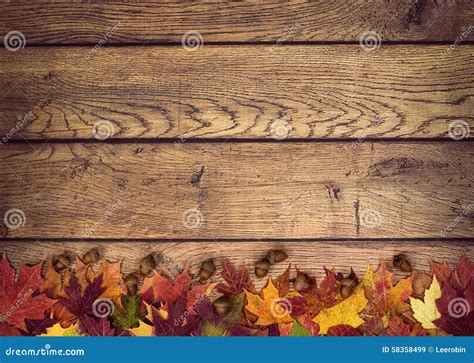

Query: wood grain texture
<box><xmin>0</xmin><ymin>45</ymin><xmax>472</xmax><ymax>140</ymax></box>
<box><xmin>0</xmin><ymin>1</ymin><xmax>472</xmax><ymax>44</ymax></box>
<box><xmin>1</xmin><ymin>240</ymin><xmax>472</xmax><ymax>288</ymax></box>
<box><xmin>0</xmin><ymin>142</ymin><xmax>472</xmax><ymax>239</ymax></box>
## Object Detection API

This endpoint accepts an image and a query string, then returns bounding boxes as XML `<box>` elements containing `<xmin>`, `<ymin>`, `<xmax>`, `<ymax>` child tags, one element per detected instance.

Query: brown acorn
<box><xmin>412</xmin><ymin>272</ymin><xmax>431</xmax><ymax>296</ymax></box>
<box><xmin>293</xmin><ymin>272</ymin><xmax>313</xmax><ymax>292</ymax></box>
<box><xmin>198</xmin><ymin>259</ymin><xmax>216</xmax><ymax>283</ymax></box>
<box><xmin>82</xmin><ymin>248</ymin><xmax>101</xmax><ymax>264</ymax></box>
<box><xmin>340</xmin><ymin>278</ymin><xmax>356</xmax><ymax>298</ymax></box>
<box><xmin>265</xmin><ymin>250</ymin><xmax>288</xmax><ymax>264</ymax></box>
<box><xmin>213</xmin><ymin>296</ymin><xmax>231</xmax><ymax>316</ymax></box>
<box><xmin>393</xmin><ymin>253</ymin><xmax>412</xmax><ymax>272</ymax></box>
<box><xmin>124</xmin><ymin>273</ymin><xmax>140</xmax><ymax>295</ymax></box>
<box><xmin>140</xmin><ymin>254</ymin><xmax>157</xmax><ymax>277</ymax></box>
<box><xmin>52</xmin><ymin>253</ymin><xmax>71</xmax><ymax>273</ymax></box>
<box><xmin>255</xmin><ymin>258</ymin><xmax>271</xmax><ymax>278</ymax></box>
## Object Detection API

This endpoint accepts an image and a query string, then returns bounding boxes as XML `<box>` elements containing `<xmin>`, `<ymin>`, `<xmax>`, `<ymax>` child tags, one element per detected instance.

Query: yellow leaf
<box><xmin>410</xmin><ymin>275</ymin><xmax>442</xmax><ymax>329</ymax></box>
<box><xmin>312</xmin><ymin>284</ymin><xmax>368</xmax><ymax>334</ymax></box>
<box><xmin>40</xmin><ymin>323</ymin><xmax>80</xmax><ymax>336</ymax></box>
<box><xmin>244</xmin><ymin>280</ymin><xmax>293</xmax><ymax>326</ymax></box>
<box><xmin>363</xmin><ymin>265</ymin><xmax>375</xmax><ymax>289</ymax></box>
<box><xmin>130</xmin><ymin>321</ymin><xmax>153</xmax><ymax>336</ymax></box>
<box><xmin>96</xmin><ymin>260</ymin><xmax>126</xmax><ymax>303</ymax></box>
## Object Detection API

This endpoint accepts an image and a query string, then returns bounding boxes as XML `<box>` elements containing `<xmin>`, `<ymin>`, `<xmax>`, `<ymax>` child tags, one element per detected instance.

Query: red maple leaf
<box><xmin>152</xmin><ymin>296</ymin><xmax>200</xmax><ymax>336</ymax></box>
<box><xmin>288</xmin><ymin>270</ymin><xmax>337</xmax><ymax>318</ymax></box>
<box><xmin>435</xmin><ymin>254</ymin><xmax>474</xmax><ymax>335</ymax></box>
<box><xmin>59</xmin><ymin>273</ymin><xmax>105</xmax><ymax>320</ymax></box>
<box><xmin>386</xmin><ymin>316</ymin><xmax>426</xmax><ymax>336</ymax></box>
<box><xmin>327</xmin><ymin>324</ymin><xmax>361</xmax><ymax>336</ymax></box>
<box><xmin>0</xmin><ymin>257</ymin><xmax>55</xmax><ymax>331</ymax></box>
<box><xmin>217</xmin><ymin>260</ymin><xmax>254</xmax><ymax>296</ymax></box>
<box><xmin>79</xmin><ymin>315</ymin><xmax>116</xmax><ymax>336</ymax></box>
<box><xmin>141</xmin><ymin>266</ymin><xmax>208</xmax><ymax>310</ymax></box>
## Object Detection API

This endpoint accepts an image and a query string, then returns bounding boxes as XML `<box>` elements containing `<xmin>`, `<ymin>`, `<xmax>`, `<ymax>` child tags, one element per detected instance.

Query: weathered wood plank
<box><xmin>0</xmin><ymin>45</ymin><xmax>472</xmax><ymax>140</ymax></box>
<box><xmin>1</xmin><ymin>240</ymin><xmax>472</xmax><ymax>287</ymax></box>
<box><xmin>0</xmin><ymin>1</ymin><xmax>472</xmax><ymax>44</ymax></box>
<box><xmin>0</xmin><ymin>142</ymin><xmax>472</xmax><ymax>239</ymax></box>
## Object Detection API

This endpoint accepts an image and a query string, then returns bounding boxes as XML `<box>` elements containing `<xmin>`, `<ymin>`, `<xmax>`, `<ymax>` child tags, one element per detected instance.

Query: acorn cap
<box><xmin>340</xmin><ymin>278</ymin><xmax>357</xmax><ymax>287</ymax></box>
<box><xmin>266</xmin><ymin>250</ymin><xmax>288</xmax><ymax>264</ymax></box>
<box><xmin>52</xmin><ymin>253</ymin><xmax>71</xmax><ymax>273</ymax></box>
<box><xmin>214</xmin><ymin>296</ymin><xmax>231</xmax><ymax>316</ymax></box>
<box><xmin>139</xmin><ymin>254</ymin><xmax>157</xmax><ymax>276</ymax></box>
<box><xmin>255</xmin><ymin>258</ymin><xmax>271</xmax><ymax>278</ymax></box>
<box><xmin>124</xmin><ymin>273</ymin><xmax>140</xmax><ymax>295</ymax></box>
<box><xmin>393</xmin><ymin>253</ymin><xmax>412</xmax><ymax>272</ymax></box>
<box><xmin>293</xmin><ymin>272</ymin><xmax>313</xmax><ymax>292</ymax></box>
<box><xmin>82</xmin><ymin>248</ymin><xmax>102</xmax><ymax>264</ymax></box>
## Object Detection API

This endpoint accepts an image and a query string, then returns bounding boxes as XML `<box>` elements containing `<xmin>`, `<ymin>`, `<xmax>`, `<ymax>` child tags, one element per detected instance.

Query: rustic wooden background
<box><xmin>0</xmin><ymin>0</ymin><xmax>473</xmax><ymax>284</ymax></box>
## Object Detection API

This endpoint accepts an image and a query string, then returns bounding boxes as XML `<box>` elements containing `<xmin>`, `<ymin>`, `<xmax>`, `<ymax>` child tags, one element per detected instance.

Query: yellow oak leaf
<box><xmin>40</xmin><ymin>323</ymin><xmax>80</xmax><ymax>336</ymax></box>
<box><xmin>130</xmin><ymin>321</ymin><xmax>153</xmax><ymax>336</ymax></box>
<box><xmin>244</xmin><ymin>280</ymin><xmax>293</xmax><ymax>326</ymax></box>
<box><xmin>410</xmin><ymin>275</ymin><xmax>442</xmax><ymax>329</ymax></box>
<box><xmin>312</xmin><ymin>284</ymin><xmax>368</xmax><ymax>334</ymax></box>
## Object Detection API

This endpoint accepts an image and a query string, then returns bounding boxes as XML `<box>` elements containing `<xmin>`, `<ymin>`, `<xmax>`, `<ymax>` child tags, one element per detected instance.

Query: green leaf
<box><xmin>288</xmin><ymin>321</ymin><xmax>311</xmax><ymax>336</ymax></box>
<box><xmin>111</xmin><ymin>294</ymin><xmax>144</xmax><ymax>330</ymax></box>
<box><xmin>222</xmin><ymin>293</ymin><xmax>245</xmax><ymax>325</ymax></box>
<box><xmin>201</xmin><ymin>321</ymin><xmax>227</xmax><ymax>336</ymax></box>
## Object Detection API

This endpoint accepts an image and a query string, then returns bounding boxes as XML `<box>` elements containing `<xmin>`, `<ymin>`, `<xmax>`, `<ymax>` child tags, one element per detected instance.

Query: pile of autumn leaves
<box><xmin>0</xmin><ymin>252</ymin><xmax>472</xmax><ymax>336</ymax></box>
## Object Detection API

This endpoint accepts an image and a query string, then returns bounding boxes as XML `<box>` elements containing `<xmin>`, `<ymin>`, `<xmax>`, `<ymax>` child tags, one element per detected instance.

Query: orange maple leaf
<box><xmin>244</xmin><ymin>279</ymin><xmax>294</xmax><ymax>326</ymax></box>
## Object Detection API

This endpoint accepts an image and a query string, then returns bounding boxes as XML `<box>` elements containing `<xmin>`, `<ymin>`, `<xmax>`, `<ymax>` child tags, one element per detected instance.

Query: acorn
<box><xmin>198</xmin><ymin>259</ymin><xmax>216</xmax><ymax>283</ymax></box>
<box><xmin>340</xmin><ymin>278</ymin><xmax>356</xmax><ymax>298</ymax></box>
<box><xmin>393</xmin><ymin>253</ymin><xmax>412</xmax><ymax>272</ymax></box>
<box><xmin>52</xmin><ymin>253</ymin><xmax>71</xmax><ymax>273</ymax></box>
<box><xmin>255</xmin><ymin>258</ymin><xmax>271</xmax><ymax>278</ymax></box>
<box><xmin>140</xmin><ymin>254</ymin><xmax>157</xmax><ymax>277</ymax></box>
<box><xmin>124</xmin><ymin>273</ymin><xmax>140</xmax><ymax>295</ymax></box>
<box><xmin>213</xmin><ymin>296</ymin><xmax>231</xmax><ymax>316</ymax></box>
<box><xmin>82</xmin><ymin>248</ymin><xmax>101</xmax><ymax>264</ymax></box>
<box><xmin>412</xmin><ymin>272</ymin><xmax>431</xmax><ymax>296</ymax></box>
<box><xmin>293</xmin><ymin>272</ymin><xmax>313</xmax><ymax>292</ymax></box>
<box><xmin>265</xmin><ymin>250</ymin><xmax>288</xmax><ymax>264</ymax></box>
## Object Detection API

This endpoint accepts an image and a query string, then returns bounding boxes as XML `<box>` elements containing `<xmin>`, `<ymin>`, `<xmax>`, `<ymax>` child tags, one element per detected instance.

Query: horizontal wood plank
<box><xmin>0</xmin><ymin>45</ymin><xmax>472</xmax><ymax>140</ymax></box>
<box><xmin>0</xmin><ymin>1</ymin><xmax>472</xmax><ymax>44</ymax></box>
<box><xmin>1</xmin><ymin>240</ymin><xmax>472</xmax><ymax>287</ymax></box>
<box><xmin>0</xmin><ymin>142</ymin><xmax>472</xmax><ymax>239</ymax></box>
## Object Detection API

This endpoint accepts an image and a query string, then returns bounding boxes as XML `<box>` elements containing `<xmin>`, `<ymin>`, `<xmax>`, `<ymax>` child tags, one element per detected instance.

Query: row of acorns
<box><xmin>51</xmin><ymin>248</ymin><xmax>412</xmax><ymax>315</ymax></box>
